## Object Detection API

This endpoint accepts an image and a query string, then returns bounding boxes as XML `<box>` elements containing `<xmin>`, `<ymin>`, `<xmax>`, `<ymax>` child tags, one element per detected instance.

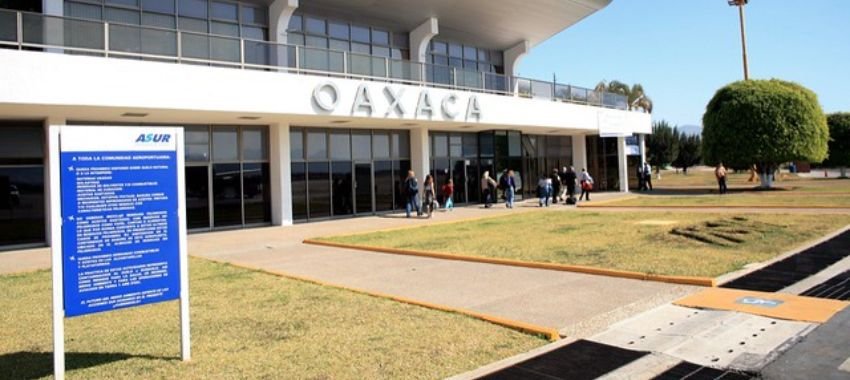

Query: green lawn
<box><xmin>611</xmin><ymin>193</ymin><xmax>850</xmax><ymax>207</ymax></box>
<box><xmin>0</xmin><ymin>258</ymin><xmax>544</xmax><ymax>379</ymax></box>
<box><xmin>317</xmin><ymin>211</ymin><xmax>850</xmax><ymax>278</ymax></box>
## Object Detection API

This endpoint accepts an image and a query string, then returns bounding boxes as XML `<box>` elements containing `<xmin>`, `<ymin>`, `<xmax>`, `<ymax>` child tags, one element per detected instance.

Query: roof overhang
<box><xmin>295</xmin><ymin>0</ymin><xmax>613</xmax><ymax>50</ymax></box>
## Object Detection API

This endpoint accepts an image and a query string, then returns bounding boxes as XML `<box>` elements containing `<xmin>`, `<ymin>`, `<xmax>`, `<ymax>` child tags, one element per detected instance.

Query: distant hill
<box><xmin>678</xmin><ymin>125</ymin><xmax>702</xmax><ymax>136</ymax></box>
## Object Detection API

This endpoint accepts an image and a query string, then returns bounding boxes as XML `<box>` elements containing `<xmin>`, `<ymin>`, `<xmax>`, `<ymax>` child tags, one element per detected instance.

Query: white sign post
<box><xmin>49</xmin><ymin>126</ymin><xmax>190</xmax><ymax>380</ymax></box>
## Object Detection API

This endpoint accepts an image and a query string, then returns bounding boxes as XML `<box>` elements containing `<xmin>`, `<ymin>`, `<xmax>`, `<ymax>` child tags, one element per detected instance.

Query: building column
<box><xmin>617</xmin><ymin>136</ymin><xmax>629</xmax><ymax>193</ymax></box>
<box><xmin>410</xmin><ymin>127</ymin><xmax>430</xmax><ymax>194</ymax></box>
<box><xmin>571</xmin><ymin>135</ymin><xmax>587</xmax><ymax>172</ymax></box>
<box><xmin>269</xmin><ymin>0</ymin><xmax>299</xmax><ymax>68</ymax></box>
<box><xmin>409</xmin><ymin>17</ymin><xmax>438</xmax><ymax>64</ymax></box>
<box><xmin>504</xmin><ymin>40</ymin><xmax>530</xmax><ymax>94</ymax></box>
<box><xmin>269</xmin><ymin>123</ymin><xmax>293</xmax><ymax>226</ymax></box>
<box><xmin>44</xmin><ymin>116</ymin><xmax>66</xmax><ymax>246</ymax></box>
<box><xmin>638</xmin><ymin>134</ymin><xmax>647</xmax><ymax>166</ymax></box>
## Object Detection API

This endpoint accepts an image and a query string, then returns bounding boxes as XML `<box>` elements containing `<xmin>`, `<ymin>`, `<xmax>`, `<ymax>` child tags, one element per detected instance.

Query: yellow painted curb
<box><xmin>193</xmin><ymin>255</ymin><xmax>561</xmax><ymax>342</ymax></box>
<box><xmin>302</xmin><ymin>240</ymin><xmax>717</xmax><ymax>287</ymax></box>
<box><xmin>675</xmin><ymin>288</ymin><xmax>849</xmax><ymax>324</ymax></box>
<box><xmin>577</xmin><ymin>204</ymin><xmax>850</xmax><ymax>210</ymax></box>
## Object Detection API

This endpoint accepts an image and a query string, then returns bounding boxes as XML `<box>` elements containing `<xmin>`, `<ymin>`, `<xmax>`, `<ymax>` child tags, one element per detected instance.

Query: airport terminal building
<box><xmin>0</xmin><ymin>0</ymin><xmax>650</xmax><ymax>250</ymax></box>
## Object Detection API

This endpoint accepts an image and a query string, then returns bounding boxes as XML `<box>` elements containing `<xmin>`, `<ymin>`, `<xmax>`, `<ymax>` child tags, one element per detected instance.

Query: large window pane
<box><xmin>143</xmin><ymin>13</ymin><xmax>176</xmax><ymax>28</ymax></box>
<box><xmin>331</xmin><ymin>161</ymin><xmax>353</xmax><ymax>216</ymax></box>
<box><xmin>211</xmin><ymin>21</ymin><xmax>239</xmax><ymax>37</ymax></box>
<box><xmin>306</xmin><ymin>131</ymin><xmax>327</xmax><ymax>160</ymax></box>
<box><xmin>0</xmin><ymin>126</ymin><xmax>44</xmax><ymax>161</ymax></box>
<box><xmin>185</xmin><ymin>127</ymin><xmax>210</xmax><ymax>162</ymax></box>
<box><xmin>374</xmin><ymin>160</ymin><xmax>393</xmax><ymax>212</ymax></box>
<box><xmin>185</xmin><ymin>166</ymin><xmax>209</xmax><ymax>229</ymax></box>
<box><xmin>288</xmin><ymin>14</ymin><xmax>302</xmax><ymax>31</ymax></box>
<box><xmin>305</xmin><ymin>16</ymin><xmax>325</xmax><ymax>35</ymax></box>
<box><xmin>354</xmin><ymin>162</ymin><xmax>372</xmax><ymax>214</ymax></box>
<box><xmin>243</xmin><ymin>163</ymin><xmax>271</xmax><ymax>224</ymax></box>
<box><xmin>433</xmin><ymin>134</ymin><xmax>448</xmax><ymax>157</ymax></box>
<box><xmin>351</xmin><ymin>25</ymin><xmax>369</xmax><ymax>43</ymax></box>
<box><xmin>393</xmin><ymin>131</ymin><xmax>409</xmax><ymax>158</ymax></box>
<box><xmin>179</xmin><ymin>0</ymin><xmax>207</xmax><ymax>18</ymax></box>
<box><xmin>371</xmin><ymin>29</ymin><xmax>388</xmax><ymax>46</ymax></box>
<box><xmin>328</xmin><ymin>21</ymin><xmax>349</xmax><ymax>39</ymax></box>
<box><xmin>0</xmin><ymin>167</ymin><xmax>45</xmax><ymax>247</ymax></box>
<box><xmin>240</xmin><ymin>5</ymin><xmax>267</xmax><ymax>25</ymax></box>
<box><xmin>212</xmin><ymin>127</ymin><xmax>239</xmax><ymax>162</ymax></box>
<box><xmin>291</xmin><ymin>162</ymin><xmax>307</xmax><ymax>220</ymax></box>
<box><xmin>290</xmin><ymin>129</ymin><xmax>304</xmax><ymax>160</ymax></box>
<box><xmin>307</xmin><ymin>162</ymin><xmax>330</xmax><ymax>219</ymax></box>
<box><xmin>393</xmin><ymin>160</ymin><xmax>411</xmax><ymax>210</ymax></box>
<box><xmin>107</xmin><ymin>0</ymin><xmax>139</xmax><ymax>6</ymax></box>
<box><xmin>372</xmin><ymin>133</ymin><xmax>390</xmax><ymax>159</ymax></box>
<box><xmin>352</xmin><ymin>132</ymin><xmax>371</xmax><ymax>161</ymax></box>
<box><xmin>106</xmin><ymin>7</ymin><xmax>141</xmax><ymax>24</ymax></box>
<box><xmin>142</xmin><ymin>0</ymin><xmax>175</xmax><ymax>14</ymax></box>
<box><xmin>213</xmin><ymin>163</ymin><xmax>242</xmax><ymax>227</ymax></box>
<box><xmin>242</xmin><ymin>128</ymin><xmax>268</xmax><ymax>161</ymax></box>
<box><xmin>329</xmin><ymin>132</ymin><xmax>351</xmax><ymax>160</ymax></box>
<box><xmin>211</xmin><ymin>1</ymin><xmax>238</xmax><ymax>21</ymax></box>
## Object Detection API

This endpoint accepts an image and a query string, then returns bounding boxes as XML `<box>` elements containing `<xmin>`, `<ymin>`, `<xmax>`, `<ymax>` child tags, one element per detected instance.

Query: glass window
<box><xmin>433</xmin><ymin>134</ymin><xmax>448</xmax><ymax>157</ymax></box>
<box><xmin>241</xmin><ymin>128</ymin><xmax>268</xmax><ymax>161</ymax></box>
<box><xmin>331</xmin><ymin>161</ymin><xmax>353</xmax><ymax>216</ymax></box>
<box><xmin>107</xmin><ymin>0</ymin><xmax>140</xmax><ymax>7</ymax></box>
<box><xmin>291</xmin><ymin>162</ymin><xmax>308</xmax><ymax>220</ymax></box>
<box><xmin>448</xmin><ymin>43</ymin><xmax>462</xmax><ymax>58</ymax></box>
<box><xmin>508</xmin><ymin>131</ymin><xmax>522</xmax><ymax>157</ymax></box>
<box><xmin>212</xmin><ymin>127</ymin><xmax>239</xmax><ymax>162</ymax></box>
<box><xmin>307</xmin><ymin>162</ymin><xmax>331</xmax><ymax>219</ymax></box>
<box><xmin>211</xmin><ymin>21</ymin><xmax>239</xmax><ymax>37</ymax></box>
<box><xmin>432</xmin><ymin>55</ymin><xmax>448</xmax><ymax>66</ymax></box>
<box><xmin>143</xmin><ymin>13</ymin><xmax>176</xmax><ymax>28</ymax></box>
<box><xmin>106</xmin><ymin>7</ymin><xmax>141</xmax><ymax>24</ymax></box>
<box><xmin>372</xmin><ymin>46</ymin><xmax>389</xmax><ymax>58</ymax></box>
<box><xmin>305</xmin><ymin>16</ymin><xmax>326</xmax><ymax>35</ymax></box>
<box><xmin>65</xmin><ymin>2</ymin><xmax>103</xmax><ymax>19</ymax></box>
<box><xmin>431</xmin><ymin>41</ymin><xmax>447</xmax><ymax>55</ymax></box>
<box><xmin>242</xmin><ymin>162</ymin><xmax>271</xmax><ymax>224</ymax></box>
<box><xmin>179</xmin><ymin>0</ymin><xmax>207</xmax><ymax>18</ymax></box>
<box><xmin>329</xmin><ymin>39</ymin><xmax>349</xmax><ymax>52</ymax></box>
<box><xmin>372</xmin><ymin>133</ymin><xmax>390</xmax><ymax>159</ymax></box>
<box><xmin>478</xmin><ymin>49</ymin><xmax>489</xmax><ymax>62</ymax></box>
<box><xmin>211</xmin><ymin>1</ymin><xmax>238</xmax><ymax>21</ymax></box>
<box><xmin>288</xmin><ymin>14</ymin><xmax>302</xmax><ymax>31</ymax></box>
<box><xmin>185</xmin><ymin>166</ymin><xmax>209</xmax><ymax>229</ymax></box>
<box><xmin>240</xmin><ymin>5</ymin><xmax>267</xmax><ymax>25</ymax></box>
<box><xmin>306</xmin><ymin>131</ymin><xmax>327</xmax><ymax>160</ymax></box>
<box><xmin>329</xmin><ymin>132</ymin><xmax>351</xmax><ymax>160</ymax></box>
<box><xmin>392</xmin><ymin>131</ymin><xmax>409</xmax><ymax>158</ymax></box>
<box><xmin>287</xmin><ymin>33</ymin><xmax>304</xmax><ymax>46</ymax></box>
<box><xmin>450</xmin><ymin>134</ymin><xmax>463</xmax><ymax>157</ymax></box>
<box><xmin>178</xmin><ymin>17</ymin><xmax>208</xmax><ymax>32</ymax></box>
<box><xmin>463</xmin><ymin>46</ymin><xmax>476</xmax><ymax>60</ymax></box>
<box><xmin>185</xmin><ymin>126</ymin><xmax>210</xmax><ymax>162</ymax></box>
<box><xmin>351</xmin><ymin>42</ymin><xmax>370</xmax><ymax>54</ymax></box>
<box><xmin>141</xmin><ymin>0</ymin><xmax>175</xmax><ymax>13</ymax></box>
<box><xmin>328</xmin><ymin>21</ymin><xmax>349</xmax><ymax>39</ymax></box>
<box><xmin>462</xmin><ymin>134</ymin><xmax>478</xmax><ymax>157</ymax></box>
<box><xmin>241</xmin><ymin>26</ymin><xmax>266</xmax><ymax>40</ymax></box>
<box><xmin>351</xmin><ymin>25</ymin><xmax>369</xmax><ymax>43</ymax></box>
<box><xmin>0</xmin><ymin>166</ymin><xmax>46</xmax><ymax>246</ymax></box>
<box><xmin>306</xmin><ymin>35</ymin><xmax>327</xmax><ymax>48</ymax></box>
<box><xmin>351</xmin><ymin>132</ymin><xmax>371</xmax><ymax>161</ymax></box>
<box><xmin>392</xmin><ymin>33</ymin><xmax>409</xmax><ymax>48</ymax></box>
<box><xmin>213</xmin><ymin>163</ymin><xmax>242</xmax><ymax>226</ymax></box>
<box><xmin>371</xmin><ymin>29</ymin><xmax>389</xmax><ymax>46</ymax></box>
<box><xmin>290</xmin><ymin>129</ymin><xmax>304</xmax><ymax>160</ymax></box>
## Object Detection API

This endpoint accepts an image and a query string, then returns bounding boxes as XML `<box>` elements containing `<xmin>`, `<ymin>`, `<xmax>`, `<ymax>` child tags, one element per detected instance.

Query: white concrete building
<box><xmin>0</xmin><ymin>0</ymin><xmax>650</xmax><ymax>250</ymax></box>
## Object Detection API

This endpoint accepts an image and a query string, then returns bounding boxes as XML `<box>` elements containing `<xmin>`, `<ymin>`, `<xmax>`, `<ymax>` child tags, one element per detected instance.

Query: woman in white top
<box><xmin>579</xmin><ymin>169</ymin><xmax>593</xmax><ymax>201</ymax></box>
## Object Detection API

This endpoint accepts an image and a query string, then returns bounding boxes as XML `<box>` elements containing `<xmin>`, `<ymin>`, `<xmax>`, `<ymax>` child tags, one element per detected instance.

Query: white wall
<box><xmin>0</xmin><ymin>50</ymin><xmax>651</xmax><ymax>135</ymax></box>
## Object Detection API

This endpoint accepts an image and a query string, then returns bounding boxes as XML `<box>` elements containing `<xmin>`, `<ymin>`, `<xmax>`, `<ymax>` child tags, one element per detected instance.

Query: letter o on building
<box><xmin>313</xmin><ymin>82</ymin><xmax>340</xmax><ymax>111</ymax></box>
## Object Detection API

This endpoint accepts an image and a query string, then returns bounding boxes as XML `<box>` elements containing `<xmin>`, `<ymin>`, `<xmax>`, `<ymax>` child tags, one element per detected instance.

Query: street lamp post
<box><xmin>728</xmin><ymin>0</ymin><xmax>750</xmax><ymax>80</ymax></box>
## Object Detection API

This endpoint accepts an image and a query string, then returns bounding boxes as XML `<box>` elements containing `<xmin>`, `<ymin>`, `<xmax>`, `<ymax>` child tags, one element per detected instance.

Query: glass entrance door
<box><xmin>354</xmin><ymin>162</ymin><xmax>373</xmax><ymax>215</ymax></box>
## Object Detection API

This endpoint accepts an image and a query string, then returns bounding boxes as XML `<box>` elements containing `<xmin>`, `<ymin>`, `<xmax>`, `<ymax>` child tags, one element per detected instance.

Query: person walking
<box><xmin>404</xmin><ymin>170</ymin><xmax>420</xmax><ymax>218</ymax></box>
<box><xmin>505</xmin><ymin>169</ymin><xmax>517</xmax><ymax>208</ymax></box>
<box><xmin>637</xmin><ymin>163</ymin><xmax>646</xmax><ymax>191</ymax></box>
<box><xmin>564</xmin><ymin>166</ymin><xmax>577</xmax><ymax>203</ymax></box>
<box><xmin>442</xmin><ymin>178</ymin><xmax>454</xmax><ymax>211</ymax></box>
<box><xmin>579</xmin><ymin>168</ymin><xmax>593</xmax><ymax>201</ymax></box>
<box><xmin>643</xmin><ymin>162</ymin><xmax>653</xmax><ymax>191</ymax></box>
<box><xmin>537</xmin><ymin>174</ymin><xmax>547</xmax><ymax>207</ymax></box>
<box><xmin>481</xmin><ymin>171</ymin><xmax>496</xmax><ymax>208</ymax></box>
<box><xmin>550</xmin><ymin>168</ymin><xmax>562</xmax><ymax>203</ymax></box>
<box><xmin>715</xmin><ymin>163</ymin><xmax>728</xmax><ymax>195</ymax></box>
<box><xmin>423</xmin><ymin>174</ymin><xmax>436</xmax><ymax>218</ymax></box>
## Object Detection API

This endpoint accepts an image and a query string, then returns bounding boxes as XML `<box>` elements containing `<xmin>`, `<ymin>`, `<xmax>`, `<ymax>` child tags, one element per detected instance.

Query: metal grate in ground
<box><xmin>478</xmin><ymin>340</ymin><xmax>648</xmax><ymax>380</ymax></box>
<box><xmin>801</xmin><ymin>269</ymin><xmax>850</xmax><ymax>301</ymax></box>
<box><xmin>721</xmin><ymin>230</ymin><xmax>850</xmax><ymax>293</ymax></box>
<box><xmin>650</xmin><ymin>361</ymin><xmax>754</xmax><ymax>380</ymax></box>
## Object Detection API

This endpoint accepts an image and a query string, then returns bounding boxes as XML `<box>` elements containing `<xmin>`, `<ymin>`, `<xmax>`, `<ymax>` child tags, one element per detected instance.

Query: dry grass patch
<box><xmin>0</xmin><ymin>258</ymin><xmax>544</xmax><ymax>379</ymax></box>
<box><xmin>318</xmin><ymin>211</ymin><xmax>850</xmax><ymax>278</ymax></box>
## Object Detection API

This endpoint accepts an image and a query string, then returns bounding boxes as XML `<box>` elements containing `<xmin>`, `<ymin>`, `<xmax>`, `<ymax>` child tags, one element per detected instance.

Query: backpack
<box><xmin>498</xmin><ymin>175</ymin><xmax>508</xmax><ymax>190</ymax></box>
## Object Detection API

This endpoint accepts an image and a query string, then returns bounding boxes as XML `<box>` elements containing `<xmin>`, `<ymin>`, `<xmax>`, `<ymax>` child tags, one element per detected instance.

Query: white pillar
<box><xmin>504</xmin><ymin>40</ymin><xmax>530</xmax><ymax>93</ymax></box>
<box><xmin>409</xmin><ymin>17</ymin><xmax>439</xmax><ymax>63</ymax></box>
<box><xmin>43</xmin><ymin>116</ymin><xmax>65</xmax><ymax>246</ymax></box>
<box><xmin>269</xmin><ymin>123</ymin><xmax>293</xmax><ymax>226</ymax></box>
<box><xmin>269</xmin><ymin>0</ymin><xmax>299</xmax><ymax>44</ymax></box>
<box><xmin>638</xmin><ymin>134</ymin><xmax>647</xmax><ymax>166</ymax></box>
<box><xmin>410</xmin><ymin>127</ymin><xmax>430</xmax><ymax>194</ymax></box>
<box><xmin>571</xmin><ymin>135</ymin><xmax>587</xmax><ymax>172</ymax></box>
<box><xmin>617</xmin><ymin>136</ymin><xmax>629</xmax><ymax>193</ymax></box>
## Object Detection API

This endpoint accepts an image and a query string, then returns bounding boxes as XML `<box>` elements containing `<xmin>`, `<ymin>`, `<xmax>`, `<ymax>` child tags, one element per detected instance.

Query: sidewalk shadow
<box><xmin>0</xmin><ymin>351</ymin><xmax>178</xmax><ymax>379</ymax></box>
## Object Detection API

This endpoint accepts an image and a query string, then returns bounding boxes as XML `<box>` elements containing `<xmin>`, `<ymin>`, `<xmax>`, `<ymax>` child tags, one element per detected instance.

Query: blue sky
<box><xmin>518</xmin><ymin>0</ymin><xmax>850</xmax><ymax>128</ymax></box>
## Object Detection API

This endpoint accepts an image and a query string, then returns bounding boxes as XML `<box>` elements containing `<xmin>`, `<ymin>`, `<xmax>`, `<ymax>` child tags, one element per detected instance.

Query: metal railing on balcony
<box><xmin>0</xmin><ymin>9</ymin><xmax>630</xmax><ymax>111</ymax></box>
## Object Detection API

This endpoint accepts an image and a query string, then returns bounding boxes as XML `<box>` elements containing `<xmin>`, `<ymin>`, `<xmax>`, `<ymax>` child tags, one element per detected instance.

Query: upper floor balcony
<box><xmin>0</xmin><ymin>9</ymin><xmax>629</xmax><ymax>111</ymax></box>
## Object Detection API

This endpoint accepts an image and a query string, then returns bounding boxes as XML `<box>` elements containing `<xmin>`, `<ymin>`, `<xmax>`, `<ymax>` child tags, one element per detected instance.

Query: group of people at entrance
<box><xmin>403</xmin><ymin>166</ymin><xmax>595</xmax><ymax>218</ymax></box>
<box><xmin>402</xmin><ymin>170</ymin><xmax>455</xmax><ymax>218</ymax></box>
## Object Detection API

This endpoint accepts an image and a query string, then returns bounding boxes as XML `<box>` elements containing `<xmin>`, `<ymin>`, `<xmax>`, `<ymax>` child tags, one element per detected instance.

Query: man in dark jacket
<box><xmin>550</xmin><ymin>169</ymin><xmax>562</xmax><ymax>203</ymax></box>
<box><xmin>404</xmin><ymin>170</ymin><xmax>420</xmax><ymax>217</ymax></box>
<box><xmin>563</xmin><ymin>166</ymin><xmax>577</xmax><ymax>202</ymax></box>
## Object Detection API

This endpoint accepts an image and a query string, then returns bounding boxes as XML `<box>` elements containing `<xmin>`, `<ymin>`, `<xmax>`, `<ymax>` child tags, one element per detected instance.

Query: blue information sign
<box><xmin>60</xmin><ymin>129</ymin><xmax>182</xmax><ymax>317</ymax></box>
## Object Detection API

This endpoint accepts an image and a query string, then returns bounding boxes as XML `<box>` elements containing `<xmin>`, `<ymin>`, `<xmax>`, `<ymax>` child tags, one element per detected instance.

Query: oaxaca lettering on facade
<box><xmin>312</xmin><ymin>82</ymin><xmax>482</xmax><ymax>121</ymax></box>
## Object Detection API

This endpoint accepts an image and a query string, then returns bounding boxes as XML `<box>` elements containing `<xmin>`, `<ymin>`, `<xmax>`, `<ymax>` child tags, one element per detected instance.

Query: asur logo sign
<box><xmin>135</xmin><ymin>133</ymin><xmax>172</xmax><ymax>143</ymax></box>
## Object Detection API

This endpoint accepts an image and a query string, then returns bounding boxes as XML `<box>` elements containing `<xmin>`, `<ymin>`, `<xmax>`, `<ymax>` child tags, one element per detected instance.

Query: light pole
<box><xmin>728</xmin><ymin>0</ymin><xmax>750</xmax><ymax>80</ymax></box>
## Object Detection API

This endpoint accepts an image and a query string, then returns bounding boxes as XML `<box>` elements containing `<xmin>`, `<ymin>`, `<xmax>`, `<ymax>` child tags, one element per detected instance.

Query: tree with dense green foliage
<box><xmin>595</xmin><ymin>80</ymin><xmax>653</xmax><ymax>113</ymax></box>
<box><xmin>673</xmin><ymin>133</ymin><xmax>702</xmax><ymax>174</ymax></box>
<box><xmin>823</xmin><ymin>113</ymin><xmax>850</xmax><ymax>178</ymax></box>
<box><xmin>647</xmin><ymin>120</ymin><xmax>679</xmax><ymax>174</ymax></box>
<box><xmin>702</xmin><ymin>79</ymin><xmax>829</xmax><ymax>188</ymax></box>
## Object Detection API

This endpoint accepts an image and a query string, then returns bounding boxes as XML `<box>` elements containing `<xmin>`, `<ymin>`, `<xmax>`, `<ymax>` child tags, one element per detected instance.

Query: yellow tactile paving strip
<box><xmin>674</xmin><ymin>288</ymin><xmax>849</xmax><ymax>324</ymax></box>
